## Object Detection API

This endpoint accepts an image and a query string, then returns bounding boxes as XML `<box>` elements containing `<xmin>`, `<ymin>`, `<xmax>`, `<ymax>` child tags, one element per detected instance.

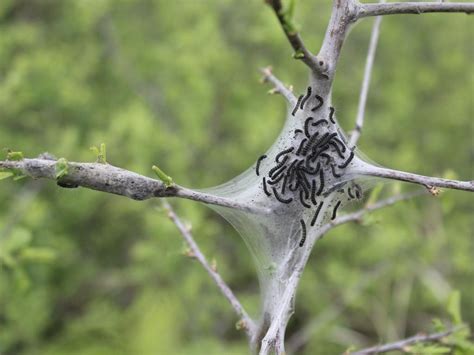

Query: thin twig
<box><xmin>260</xmin><ymin>67</ymin><xmax>297</xmax><ymax>105</ymax></box>
<box><xmin>265</xmin><ymin>0</ymin><xmax>324</xmax><ymax>74</ymax></box>
<box><xmin>349</xmin><ymin>8</ymin><xmax>383</xmax><ymax>148</ymax></box>
<box><xmin>162</xmin><ymin>200</ymin><xmax>256</xmax><ymax>338</ymax></box>
<box><xmin>355</xmin><ymin>164</ymin><xmax>474</xmax><ymax>193</ymax></box>
<box><xmin>350</xmin><ymin>326</ymin><xmax>464</xmax><ymax>354</ymax></box>
<box><xmin>0</xmin><ymin>158</ymin><xmax>266</xmax><ymax>213</ymax></box>
<box><xmin>357</xmin><ymin>2</ymin><xmax>474</xmax><ymax>18</ymax></box>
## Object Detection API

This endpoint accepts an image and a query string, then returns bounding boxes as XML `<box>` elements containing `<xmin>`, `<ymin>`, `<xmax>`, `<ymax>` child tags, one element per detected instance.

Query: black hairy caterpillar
<box><xmin>299</xmin><ymin>190</ymin><xmax>311</xmax><ymax>208</ymax></box>
<box><xmin>347</xmin><ymin>187</ymin><xmax>355</xmax><ymax>199</ymax></box>
<box><xmin>331</xmin><ymin>200</ymin><xmax>341</xmax><ymax>220</ymax></box>
<box><xmin>311</xmin><ymin>95</ymin><xmax>324</xmax><ymax>111</ymax></box>
<box><xmin>329</xmin><ymin>141</ymin><xmax>345</xmax><ymax>158</ymax></box>
<box><xmin>338</xmin><ymin>151</ymin><xmax>354</xmax><ymax>169</ymax></box>
<box><xmin>262</xmin><ymin>178</ymin><xmax>271</xmax><ymax>196</ymax></box>
<box><xmin>310</xmin><ymin>201</ymin><xmax>324</xmax><ymax>226</ymax></box>
<box><xmin>301</xmin><ymin>132</ymin><xmax>320</xmax><ymax>155</ymax></box>
<box><xmin>310</xmin><ymin>180</ymin><xmax>318</xmax><ymax>205</ymax></box>
<box><xmin>304</xmin><ymin>117</ymin><xmax>314</xmax><ymax>138</ymax></box>
<box><xmin>273</xmin><ymin>187</ymin><xmax>293</xmax><ymax>204</ymax></box>
<box><xmin>256</xmin><ymin>155</ymin><xmax>267</xmax><ymax>176</ymax></box>
<box><xmin>299</xmin><ymin>219</ymin><xmax>307</xmax><ymax>247</ymax></box>
<box><xmin>268</xmin><ymin>156</ymin><xmax>288</xmax><ymax>177</ymax></box>
<box><xmin>275</xmin><ymin>147</ymin><xmax>294</xmax><ymax>163</ymax></box>
<box><xmin>316</xmin><ymin>169</ymin><xmax>325</xmax><ymax>195</ymax></box>
<box><xmin>300</xmin><ymin>87</ymin><xmax>312</xmax><ymax>109</ymax></box>
<box><xmin>332</xmin><ymin>137</ymin><xmax>347</xmax><ymax>153</ymax></box>
<box><xmin>268</xmin><ymin>170</ymin><xmax>286</xmax><ymax>185</ymax></box>
<box><xmin>292</xmin><ymin>95</ymin><xmax>304</xmax><ymax>116</ymax></box>
<box><xmin>312</xmin><ymin>119</ymin><xmax>329</xmax><ymax>126</ymax></box>
<box><xmin>296</xmin><ymin>138</ymin><xmax>308</xmax><ymax>155</ymax></box>
<box><xmin>330</xmin><ymin>164</ymin><xmax>342</xmax><ymax>178</ymax></box>
<box><xmin>329</xmin><ymin>107</ymin><xmax>336</xmax><ymax>123</ymax></box>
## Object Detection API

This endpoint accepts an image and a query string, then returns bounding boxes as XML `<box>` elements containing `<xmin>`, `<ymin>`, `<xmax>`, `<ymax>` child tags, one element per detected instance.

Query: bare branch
<box><xmin>0</xmin><ymin>158</ymin><xmax>266</xmax><ymax>213</ymax></box>
<box><xmin>260</xmin><ymin>67</ymin><xmax>297</xmax><ymax>105</ymax></box>
<box><xmin>349</xmin><ymin>10</ymin><xmax>383</xmax><ymax>148</ymax></box>
<box><xmin>265</xmin><ymin>0</ymin><xmax>325</xmax><ymax>75</ymax></box>
<box><xmin>355</xmin><ymin>164</ymin><xmax>474</xmax><ymax>193</ymax></box>
<box><xmin>162</xmin><ymin>200</ymin><xmax>256</xmax><ymax>338</ymax></box>
<box><xmin>350</xmin><ymin>326</ymin><xmax>464</xmax><ymax>354</ymax></box>
<box><xmin>357</xmin><ymin>2</ymin><xmax>474</xmax><ymax>18</ymax></box>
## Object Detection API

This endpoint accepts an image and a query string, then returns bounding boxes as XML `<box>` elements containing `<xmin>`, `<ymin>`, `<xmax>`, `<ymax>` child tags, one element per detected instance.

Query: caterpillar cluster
<box><xmin>256</xmin><ymin>86</ymin><xmax>363</xmax><ymax>247</ymax></box>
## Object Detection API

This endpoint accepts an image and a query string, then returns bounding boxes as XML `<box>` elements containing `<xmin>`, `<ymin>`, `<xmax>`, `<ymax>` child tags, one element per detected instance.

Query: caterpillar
<box><xmin>275</xmin><ymin>147</ymin><xmax>295</xmax><ymax>163</ymax></box>
<box><xmin>347</xmin><ymin>187</ymin><xmax>355</xmax><ymax>199</ymax></box>
<box><xmin>338</xmin><ymin>151</ymin><xmax>354</xmax><ymax>169</ymax></box>
<box><xmin>320</xmin><ymin>153</ymin><xmax>332</xmax><ymax>165</ymax></box>
<box><xmin>262</xmin><ymin>178</ymin><xmax>271</xmax><ymax>196</ymax></box>
<box><xmin>310</xmin><ymin>180</ymin><xmax>318</xmax><ymax>205</ymax></box>
<box><xmin>256</xmin><ymin>154</ymin><xmax>267</xmax><ymax>176</ymax></box>
<box><xmin>332</xmin><ymin>137</ymin><xmax>347</xmax><ymax>153</ymax></box>
<box><xmin>294</xmin><ymin>129</ymin><xmax>303</xmax><ymax>136</ymax></box>
<box><xmin>299</xmin><ymin>190</ymin><xmax>311</xmax><ymax>208</ymax></box>
<box><xmin>296</xmin><ymin>138</ymin><xmax>308</xmax><ymax>155</ymax></box>
<box><xmin>354</xmin><ymin>183</ymin><xmax>362</xmax><ymax>199</ymax></box>
<box><xmin>311</xmin><ymin>95</ymin><xmax>324</xmax><ymax>111</ymax></box>
<box><xmin>312</xmin><ymin>119</ymin><xmax>329</xmax><ymax>126</ymax></box>
<box><xmin>329</xmin><ymin>107</ymin><xmax>336</xmax><ymax>123</ymax></box>
<box><xmin>301</xmin><ymin>132</ymin><xmax>320</xmax><ymax>155</ymax></box>
<box><xmin>281</xmin><ymin>174</ymin><xmax>288</xmax><ymax>194</ymax></box>
<box><xmin>304</xmin><ymin>117</ymin><xmax>314</xmax><ymax>138</ymax></box>
<box><xmin>268</xmin><ymin>156</ymin><xmax>288</xmax><ymax>177</ymax></box>
<box><xmin>310</xmin><ymin>201</ymin><xmax>324</xmax><ymax>226</ymax></box>
<box><xmin>316</xmin><ymin>169</ymin><xmax>325</xmax><ymax>195</ymax></box>
<box><xmin>300</xmin><ymin>86</ymin><xmax>312</xmax><ymax>109</ymax></box>
<box><xmin>268</xmin><ymin>169</ymin><xmax>286</xmax><ymax>185</ymax></box>
<box><xmin>331</xmin><ymin>200</ymin><xmax>342</xmax><ymax>220</ymax></box>
<box><xmin>299</xmin><ymin>219</ymin><xmax>307</xmax><ymax>247</ymax></box>
<box><xmin>273</xmin><ymin>187</ymin><xmax>293</xmax><ymax>204</ymax></box>
<box><xmin>330</xmin><ymin>164</ymin><xmax>342</xmax><ymax>178</ymax></box>
<box><xmin>329</xmin><ymin>141</ymin><xmax>345</xmax><ymax>158</ymax></box>
<box><xmin>292</xmin><ymin>95</ymin><xmax>304</xmax><ymax>116</ymax></box>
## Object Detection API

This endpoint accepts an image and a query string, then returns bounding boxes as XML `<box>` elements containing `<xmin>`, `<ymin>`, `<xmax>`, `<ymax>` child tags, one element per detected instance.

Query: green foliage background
<box><xmin>0</xmin><ymin>0</ymin><xmax>472</xmax><ymax>354</ymax></box>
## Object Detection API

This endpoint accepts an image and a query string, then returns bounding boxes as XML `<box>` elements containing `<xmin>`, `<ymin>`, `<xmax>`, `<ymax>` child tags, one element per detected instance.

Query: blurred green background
<box><xmin>0</xmin><ymin>0</ymin><xmax>472</xmax><ymax>354</ymax></box>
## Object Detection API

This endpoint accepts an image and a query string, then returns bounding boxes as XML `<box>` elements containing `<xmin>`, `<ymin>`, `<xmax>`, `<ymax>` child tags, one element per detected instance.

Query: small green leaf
<box><xmin>293</xmin><ymin>50</ymin><xmax>305</xmax><ymax>59</ymax></box>
<box><xmin>5</xmin><ymin>149</ymin><xmax>24</xmax><ymax>161</ymax></box>
<box><xmin>152</xmin><ymin>165</ymin><xmax>173</xmax><ymax>187</ymax></box>
<box><xmin>447</xmin><ymin>290</ymin><xmax>462</xmax><ymax>324</ymax></box>
<box><xmin>90</xmin><ymin>143</ymin><xmax>107</xmax><ymax>164</ymax></box>
<box><xmin>55</xmin><ymin>158</ymin><xmax>69</xmax><ymax>179</ymax></box>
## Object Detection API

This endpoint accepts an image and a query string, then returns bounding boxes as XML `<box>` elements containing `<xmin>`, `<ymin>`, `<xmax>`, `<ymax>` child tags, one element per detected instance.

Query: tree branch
<box><xmin>0</xmin><ymin>158</ymin><xmax>266</xmax><ymax>213</ymax></box>
<box><xmin>350</xmin><ymin>326</ymin><xmax>463</xmax><ymax>354</ymax></box>
<box><xmin>162</xmin><ymin>200</ymin><xmax>256</xmax><ymax>338</ymax></box>
<box><xmin>357</xmin><ymin>2</ymin><xmax>474</xmax><ymax>18</ymax></box>
<box><xmin>260</xmin><ymin>67</ymin><xmax>297</xmax><ymax>105</ymax></box>
<box><xmin>355</xmin><ymin>164</ymin><xmax>474</xmax><ymax>193</ymax></box>
<box><xmin>349</xmin><ymin>9</ymin><xmax>383</xmax><ymax>148</ymax></box>
<box><xmin>265</xmin><ymin>0</ymin><xmax>325</xmax><ymax>75</ymax></box>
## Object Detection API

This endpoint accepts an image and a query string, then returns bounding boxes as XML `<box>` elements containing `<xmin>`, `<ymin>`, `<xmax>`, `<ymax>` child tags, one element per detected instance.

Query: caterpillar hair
<box><xmin>273</xmin><ymin>187</ymin><xmax>293</xmax><ymax>204</ymax></box>
<box><xmin>296</xmin><ymin>138</ymin><xmax>308</xmax><ymax>156</ymax></box>
<box><xmin>331</xmin><ymin>200</ymin><xmax>341</xmax><ymax>220</ymax></box>
<box><xmin>329</xmin><ymin>107</ymin><xmax>336</xmax><ymax>123</ymax></box>
<box><xmin>256</xmin><ymin>154</ymin><xmax>267</xmax><ymax>176</ymax></box>
<box><xmin>310</xmin><ymin>201</ymin><xmax>324</xmax><ymax>226</ymax></box>
<box><xmin>299</xmin><ymin>190</ymin><xmax>311</xmax><ymax>208</ymax></box>
<box><xmin>275</xmin><ymin>147</ymin><xmax>295</xmax><ymax>163</ymax></box>
<box><xmin>268</xmin><ymin>156</ymin><xmax>288</xmax><ymax>177</ymax></box>
<box><xmin>262</xmin><ymin>178</ymin><xmax>271</xmax><ymax>196</ymax></box>
<box><xmin>311</xmin><ymin>95</ymin><xmax>324</xmax><ymax>111</ymax></box>
<box><xmin>316</xmin><ymin>169</ymin><xmax>325</xmax><ymax>195</ymax></box>
<box><xmin>300</xmin><ymin>86</ymin><xmax>312</xmax><ymax>109</ymax></box>
<box><xmin>311</xmin><ymin>180</ymin><xmax>318</xmax><ymax>205</ymax></box>
<box><xmin>329</xmin><ymin>141</ymin><xmax>345</xmax><ymax>159</ymax></box>
<box><xmin>292</xmin><ymin>95</ymin><xmax>304</xmax><ymax>116</ymax></box>
<box><xmin>338</xmin><ymin>151</ymin><xmax>354</xmax><ymax>169</ymax></box>
<box><xmin>299</xmin><ymin>219</ymin><xmax>307</xmax><ymax>247</ymax></box>
<box><xmin>330</xmin><ymin>164</ymin><xmax>342</xmax><ymax>178</ymax></box>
